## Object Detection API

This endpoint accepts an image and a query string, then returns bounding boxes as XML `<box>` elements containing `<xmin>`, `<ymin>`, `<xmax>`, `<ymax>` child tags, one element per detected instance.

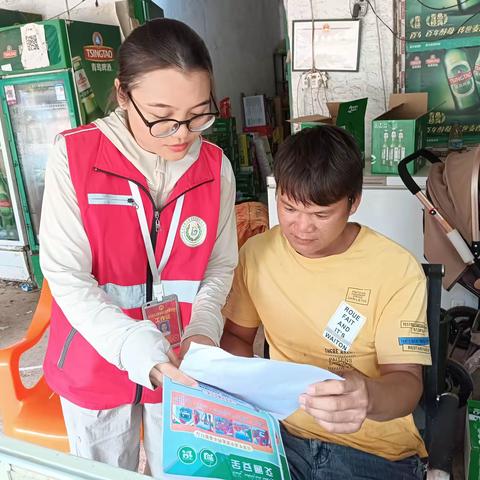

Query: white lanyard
<box><xmin>129</xmin><ymin>181</ymin><xmax>185</xmax><ymax>301</ymax></box>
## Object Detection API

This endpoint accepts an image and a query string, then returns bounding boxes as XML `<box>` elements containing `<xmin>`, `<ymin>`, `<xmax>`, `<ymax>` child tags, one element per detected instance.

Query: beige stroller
<box><xmin>399</xmin><ymin>149</ymin><xmax>477</xmax><ymax>479</ymax></box>
<box><xmin>400</xmin><ymin>148</ymin><xmax>480</xmax><ymax>294</ymax></box>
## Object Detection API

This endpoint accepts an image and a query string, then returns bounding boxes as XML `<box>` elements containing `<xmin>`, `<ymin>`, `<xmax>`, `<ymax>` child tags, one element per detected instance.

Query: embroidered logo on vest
<box><xmin>180</xmin><ymin>216</ymin><xmax>207</xmax><ymax>247</ymax></box>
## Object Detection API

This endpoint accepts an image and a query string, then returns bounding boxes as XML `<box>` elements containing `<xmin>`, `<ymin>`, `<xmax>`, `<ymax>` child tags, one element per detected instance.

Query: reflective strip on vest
<box><xmin>87</xmin><ymin>193</ymin><xmax>135</xmax><ymax>206</ymax></box>
<box><xmin>100</xmin><ymin>280</ymin><xmax>201</xmax><ymax>309</ymax></box>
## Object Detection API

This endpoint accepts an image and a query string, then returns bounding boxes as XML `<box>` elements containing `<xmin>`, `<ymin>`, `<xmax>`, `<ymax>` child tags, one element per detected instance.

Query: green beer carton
<box><xmin>0</xmin><ymin>8</ymin><xmax>42</xmax><ymax>27</ymax></box>
<box><xmin>289</xmin><ymin>98</ymin><xmax>368</xmax><ymax>159</ymax></box>
<box><xmin>371</xmin><ymin>93</ymin><xmax>428</xmax><ymax>175</ymax></box>
<box><xmin>466</xmin><ymin>399</ymin><xmax>480</xmax><ymax>480</ymax></box>
<box><xmin>406</xmin><ymin>0</ymin><xmax>480</xmax><ymax>52</ymax></box>
<box><xmin>406</xmin><ymin>46</ymin><xmax>480</xmax><ymax>147</ymax></box>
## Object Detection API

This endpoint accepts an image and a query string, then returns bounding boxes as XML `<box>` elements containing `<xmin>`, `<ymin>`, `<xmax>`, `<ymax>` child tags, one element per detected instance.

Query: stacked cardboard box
<box><xmin>405</xmin><ymin>1</ymin><xmax>480</xmax><ymax>147</ymax></box>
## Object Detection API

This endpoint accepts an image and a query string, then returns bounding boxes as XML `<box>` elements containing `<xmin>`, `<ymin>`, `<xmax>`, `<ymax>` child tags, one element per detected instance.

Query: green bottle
<box><xmin>398</xmin><ymin>130</ymin><xmax>406</xmax><ymax>163</ymax></box>
<box><xmin>389</xmin><ymin>129</ymin><xmax>397</xmax><ymax>168</ymax></box>
<box><xmin>381</xmin><ymin>131</ymin><xmax>389</xmax><ymax>166</ymax></box>
<box><xmin>444</xmin><ymin>49</ymin><xmax>479</xmax><ymax>111</ymax></box>
<box><xmin>0</xmin><ymin>172</ymin><xmax>17</xmax><ymax>240</ymax></box>
<box><xmin>448</xmin><ymin>122</ymin><xmax>464</xmax><ymax>151</ymax></box>
<box><xmin>72</xmin><ymin>56</ymin><xmax>104</xmax><ymax>124</ymax></box>
<box><xmin>457</xmin><ymin>0</ymin><xmax>480</xmax><ymax>14</ymax></box>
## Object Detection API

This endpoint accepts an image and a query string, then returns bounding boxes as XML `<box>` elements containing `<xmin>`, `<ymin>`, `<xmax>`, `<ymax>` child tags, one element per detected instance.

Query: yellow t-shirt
<box><xmin>223</xmin><ymin>225</ymin><xmax>432</xmax><ymax>461</ymax></box>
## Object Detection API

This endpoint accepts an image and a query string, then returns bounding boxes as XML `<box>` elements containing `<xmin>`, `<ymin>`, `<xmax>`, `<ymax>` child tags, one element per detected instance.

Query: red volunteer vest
<box><xmin>43</xmin><ymin>125</ymin><xmax>222</xmax><ymax>409</ymax></box>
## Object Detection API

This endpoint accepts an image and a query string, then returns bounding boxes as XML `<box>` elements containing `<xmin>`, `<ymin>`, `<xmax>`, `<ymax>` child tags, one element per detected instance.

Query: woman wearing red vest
<box><xmin>39</xmin><ymin>18</ymin><xmax>237</xmax><ymax>476</ymax></box>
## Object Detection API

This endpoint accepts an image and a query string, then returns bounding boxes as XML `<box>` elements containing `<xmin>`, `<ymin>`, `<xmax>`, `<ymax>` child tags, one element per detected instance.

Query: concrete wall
<box><xmin>0</xmin><ymin>0</ymin><xmax>396</xmax><ymax>142</ymax></box>
<box><xmin>284</xmin><ymin>0</ymin><xmax>395</xmax><ymax>156</ymax></box>
<box><xmin>0</xmin><ymin>0</ymin><xmax>284</xmax><ymax>125</ymax></box>
<box><xmin>156</xmin><ymin>0</ymin><xmax>284</xmax><ymax>124</ymax></box>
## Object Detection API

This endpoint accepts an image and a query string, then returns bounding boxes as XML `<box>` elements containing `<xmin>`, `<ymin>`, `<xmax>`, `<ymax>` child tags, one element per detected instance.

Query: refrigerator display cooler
<box><xmin>0</xmin><ymin>19</ymin><xmax>121</xmax><ymax>285</ymax></box>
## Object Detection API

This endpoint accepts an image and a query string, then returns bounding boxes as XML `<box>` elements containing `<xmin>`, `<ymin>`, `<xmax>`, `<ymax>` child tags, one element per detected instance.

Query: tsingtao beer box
<box><xmin>406</xmin><ymin>46</ymin><xmax>480</xmax><ymax>148</ymax></box>
<box><xmin>371</xmin><ymin>93</ymin><xmax>428</xmax><ymax>175</ymax></box>
<box><xmin>405</xmin><ymin>0</ymin><xmax>480</xmax><ymax>51</ymax></box>
<box><xmin>404</xmin><ymin>0</ymin><xmax>480</xmax><ymax>147</ymax></box>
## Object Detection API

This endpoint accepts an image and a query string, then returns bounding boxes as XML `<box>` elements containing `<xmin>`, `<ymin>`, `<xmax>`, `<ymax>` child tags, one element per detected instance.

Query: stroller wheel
<box><xmin>444</xmin><ymin>306</ymin><xmax>477</xmax><ymax>350</ymax></box>
<box><xmin>445</xmin><ymin>358</ymin><xmax>473</xmax><ymax>407</ymax></box>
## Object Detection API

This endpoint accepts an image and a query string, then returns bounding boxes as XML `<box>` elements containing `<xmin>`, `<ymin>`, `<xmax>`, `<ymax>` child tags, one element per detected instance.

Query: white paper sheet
<box><xmin>180</xmin><ymin>343</ymin><xmax>342</xmax><ymax>419</ymax></box>
<box><xmin>20</xmin><ymin>23</ymin><xmax>50</xmax><ymax>70</ymax></box>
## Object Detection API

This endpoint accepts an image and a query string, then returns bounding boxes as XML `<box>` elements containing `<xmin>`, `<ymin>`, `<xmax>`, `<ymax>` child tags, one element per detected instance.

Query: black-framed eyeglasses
<box><xmin>127</xmin><ymin>92</ymin><xmax>219</xmax><ymax>138</ymax></box>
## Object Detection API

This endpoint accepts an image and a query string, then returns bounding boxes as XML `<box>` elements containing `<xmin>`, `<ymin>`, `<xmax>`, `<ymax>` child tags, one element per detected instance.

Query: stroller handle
<box><xmin>397</xmin><ymin>149</ymin><xmax>441</xmax><ymax>195</ymax></box>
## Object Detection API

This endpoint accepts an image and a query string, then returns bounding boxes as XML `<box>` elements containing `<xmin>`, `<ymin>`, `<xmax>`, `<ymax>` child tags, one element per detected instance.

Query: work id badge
<box><xmin>142</xmin><ymin>294</ymin><xmax>183</xmax><ymax>348</ymax></box>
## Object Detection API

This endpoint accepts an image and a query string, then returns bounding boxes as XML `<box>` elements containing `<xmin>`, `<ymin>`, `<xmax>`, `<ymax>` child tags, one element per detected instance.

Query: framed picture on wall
<box><xmin>292</xmin><ymin>19</ymin><xmax>361</xmax><ymax>72</ymax></box>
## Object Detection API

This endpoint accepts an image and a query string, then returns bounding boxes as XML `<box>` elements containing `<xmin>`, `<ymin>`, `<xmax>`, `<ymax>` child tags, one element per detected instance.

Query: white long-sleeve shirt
<box><xmin>39</xmin><ymin>109</ymin><xmax>238</xmax><ymax>389</ymax></box>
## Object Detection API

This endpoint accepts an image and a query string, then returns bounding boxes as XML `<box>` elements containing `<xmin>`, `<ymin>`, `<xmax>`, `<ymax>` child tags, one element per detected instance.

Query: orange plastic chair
<box><xmin>0</xmin><ymin>281</ymin><xmax>68</xmax><ymax>452</ymax></box>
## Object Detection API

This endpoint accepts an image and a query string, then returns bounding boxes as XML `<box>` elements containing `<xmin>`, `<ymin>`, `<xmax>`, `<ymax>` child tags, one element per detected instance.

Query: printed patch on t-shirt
<box><xmin>398</xmin><ymin>336</ymin><xmax>430</xmax><ymax>354</ymax></box>
<box><xmin>400</xmin><ymin>321</ymin><xmax>428</xmax><ymax>336</ymax></box>
<box><xmin>324</xmin><ymin>347</ymin><xmax>356</xmax><ymax>371</ymax></box>
<box><xmin>322</xmin><ymin>301</ymin><xmax>366</xmax><ymax>352</ymax></box>
<box><xmin>345</xmin><ymin>287</ymin><xmax>371</xmax><ymax>306</ymax></box>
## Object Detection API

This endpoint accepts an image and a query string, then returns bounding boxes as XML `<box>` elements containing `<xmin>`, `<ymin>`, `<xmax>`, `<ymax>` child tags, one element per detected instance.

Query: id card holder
<box><xmin>142</xmin><ymin>294</ymin><xmax>183</xmax><ymax>348</ymax></box>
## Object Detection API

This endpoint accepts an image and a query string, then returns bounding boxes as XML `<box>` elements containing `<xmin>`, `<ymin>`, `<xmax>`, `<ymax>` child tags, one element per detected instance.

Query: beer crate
<box><xmin>371</xmin><ymin>93</ymin><xmax>428</xmax><ymax>175</ymax></box>
<box><xmin>203</xmin><ymin>121</ymin><xmax>240</xmax><ymax>173</ymax></box>
<box><xmin>211</xmin><ymin>117</ymin><xmax>236</xmax><ymax>134</ymax></box>
<box><xmin>236</xmin><ymin>166</ymin><xmax>257</xmax><ymax>202</ymax></box>
<box><xmin>203</xmin><ymin>132</ymin><xmax>232</xmax><ymax>148</ymax></box>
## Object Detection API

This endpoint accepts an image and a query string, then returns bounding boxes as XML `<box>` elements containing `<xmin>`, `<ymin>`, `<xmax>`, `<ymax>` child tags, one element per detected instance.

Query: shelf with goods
<box><xmin>203</xmin><ymin>116</ymin><xmax>271</xmax><ymax>203</ymax></box>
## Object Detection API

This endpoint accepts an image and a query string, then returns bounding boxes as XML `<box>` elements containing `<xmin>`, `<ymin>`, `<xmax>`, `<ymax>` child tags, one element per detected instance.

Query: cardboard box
<box><xmin>406</xmin><ymin>46</ymin><xmax>480</xmax><ymax>147</ymax></box>
<box><xmin>371</xmin><ymin>93</ymin><xmax>428</xmax><ymax>175</ymax></box>
<box><xmin>406</xmin><ymin>0</ymin><xmax>480</xmax><ymax>53</ymax></box>
<box><xmin>289</xmin><ymin>98</ymin><xmax>368</xmax><ymax>159</ymax></box>
<box><xmin>465</xmin><ymin>399</ymin><xmax>480</xmax><ymax>480</ymax></box>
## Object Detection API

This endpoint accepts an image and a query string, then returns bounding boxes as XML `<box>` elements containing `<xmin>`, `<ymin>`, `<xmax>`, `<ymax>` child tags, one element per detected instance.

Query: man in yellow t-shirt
<box><xmin>221</xmin><ymin>126</ymin><xmax>431</xmax><ymax>480</ymax></box>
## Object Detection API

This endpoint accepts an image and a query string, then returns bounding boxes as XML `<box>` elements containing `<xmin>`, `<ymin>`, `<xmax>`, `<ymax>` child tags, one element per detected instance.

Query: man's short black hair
<box><xmin>273</xmin><ymin>125</ymin><xmax>363</xmax><ymax>206</ymax></box>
